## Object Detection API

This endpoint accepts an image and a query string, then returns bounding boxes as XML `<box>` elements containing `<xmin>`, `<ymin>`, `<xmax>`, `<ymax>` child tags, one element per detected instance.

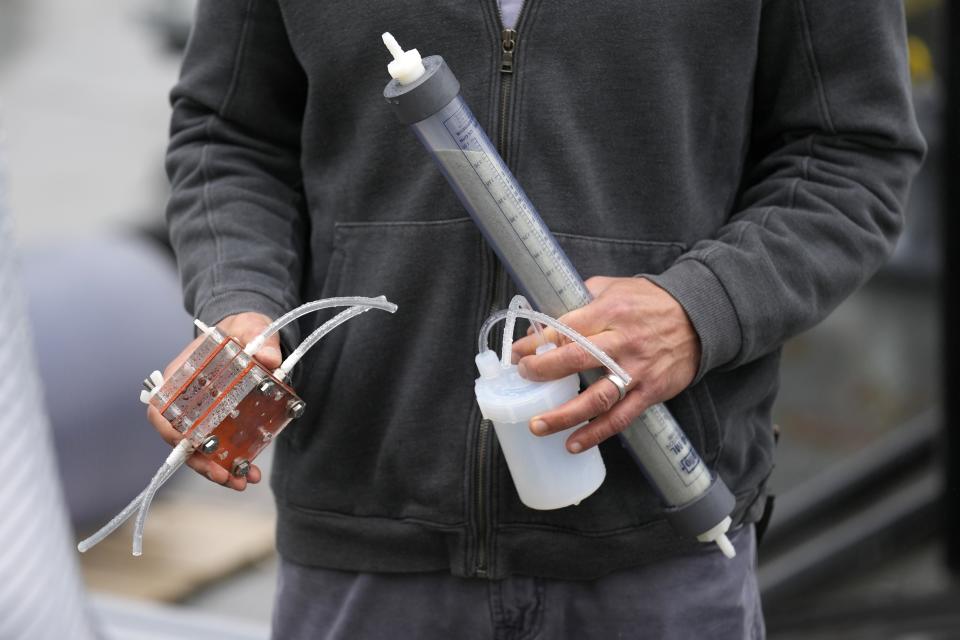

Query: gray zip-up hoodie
<box><xmin>166</xmin><ymin>0</ymin><xmax>924</xmax><ymax>579</ymax></box>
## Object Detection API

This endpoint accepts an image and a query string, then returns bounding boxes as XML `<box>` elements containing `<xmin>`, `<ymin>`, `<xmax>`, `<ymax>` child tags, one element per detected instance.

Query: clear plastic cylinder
<box><xmin>409</xmin><ymin>95</ymin><xmax>715</xmax><ymax>510</ymax></box>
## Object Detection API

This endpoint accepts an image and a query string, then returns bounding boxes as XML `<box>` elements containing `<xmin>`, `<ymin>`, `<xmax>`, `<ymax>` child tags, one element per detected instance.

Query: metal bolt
<box><xmin>258</xmin><ymin>379</ymin><xmax>276</xmax><ymax>396</ymax></box>
<box><xmin>200</xmin><ymin>435</ymin><xmax>219</xmax><ymax>454</ymax></box>
<box><xmin>287</xmin><ymin>399</ymin><xmax>306</xmax><ymax>419</ymax></box>
<box><xmin>232</xmin><ymin>458</ymin><xmax>250</xmax><ymax>477</ymax></box>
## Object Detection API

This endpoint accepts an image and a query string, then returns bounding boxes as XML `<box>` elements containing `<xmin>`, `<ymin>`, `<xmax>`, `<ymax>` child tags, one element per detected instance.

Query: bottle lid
<box><xmin>474</xmin><ymin>346</ymin><xmax>579</xmax><ymax>423</ymax></box>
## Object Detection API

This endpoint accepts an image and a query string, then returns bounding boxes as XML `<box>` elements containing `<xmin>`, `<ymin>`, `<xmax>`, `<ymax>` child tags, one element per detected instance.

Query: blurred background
<box><xmin>0</xmin><ymin>0</ymin><xmax>954</xmax><ymax>638</ymax></box>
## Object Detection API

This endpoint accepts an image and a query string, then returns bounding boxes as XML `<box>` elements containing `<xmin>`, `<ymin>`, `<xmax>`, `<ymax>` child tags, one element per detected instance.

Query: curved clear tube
<box><xmin>500</xmin><ymin>295</ymin><xmax>545</xmax><ymax>367</ymax></box>
<box><xmin>276</xmin><ymin>299</ymin><xmax>398</xmax><ymax>379</ymax></box>
<box><xmin>245</xmin><ymin>296</ymin><xmax>396</xmax><ymax>356</ymax></box>
<box><xmin>131</xmin><ymin>459</ymin><xmax>183</xmax><ymax>556</ymax></box>
<box><xmin>78</xmin><ymin>440</ymin><xmax>189</xmax><ymax>555</ymax></box>
<box><xmin>77</xmin><ymin>487</ymin><xmax>150</xmax><ymax>553</ymax></box>
<box><xmin>77</xmin><ymin>455</ymin><xmax>180</xmax><ymax>553</ymax></box>
<box><xmin>479</xmin><ymin>303</ymin><xmax>631</xmax><ymax>385</ymax></box>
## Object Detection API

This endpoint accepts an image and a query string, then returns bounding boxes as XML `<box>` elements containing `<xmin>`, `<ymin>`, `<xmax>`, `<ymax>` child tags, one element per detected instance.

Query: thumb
<box><xmin>251</xmin><ymin>335</ymin><xmax>283</xmax><ymax>370</ymax></box>
<box><xmin>223</xmin><ymin>313</ymin><xmax>284</xmax><ymax>371</ymax></box>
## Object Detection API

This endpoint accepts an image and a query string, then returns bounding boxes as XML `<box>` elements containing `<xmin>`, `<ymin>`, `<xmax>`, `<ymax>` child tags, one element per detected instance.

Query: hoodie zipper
<box><xmin>474</xmin><ymin>2</ymin><xmax>523</xmax><ymax>579</ymax></box>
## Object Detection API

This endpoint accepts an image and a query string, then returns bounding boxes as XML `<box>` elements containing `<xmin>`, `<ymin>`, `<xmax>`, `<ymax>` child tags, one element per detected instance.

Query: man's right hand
<box><xmin>146</xmin><ymin>312</ymin><xmax>282</xmax><ymax>491</ymax></box>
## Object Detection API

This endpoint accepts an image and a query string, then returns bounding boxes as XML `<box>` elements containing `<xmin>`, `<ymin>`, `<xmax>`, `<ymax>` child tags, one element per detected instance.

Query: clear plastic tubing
<box><xmin>480</xmin><ymin>303</ymin><xmax>631</xmax><ymax>386</ymax></box>
<box><xmin>77</xmin><ymin>442</ymin><xmax>186</xmax><ymax>554</ymax></box>
<box><xmin>500</xmin><ymin>295</ymin><xmax>546</xmax><ymax>367</ymax></box>
<box><xmin>245</xmin><ymin>296</ymin><xmax>394</xmax><ymax>356</ymax></box>
<box><xmin>276</xmin><ymin>300</ymin><xmax>398</xmax><ymax>379</ymax></box>
<box><xmin>382</xmin><ymin>33</ymin><xmax>736</xmax><ymax>556</ymax></box>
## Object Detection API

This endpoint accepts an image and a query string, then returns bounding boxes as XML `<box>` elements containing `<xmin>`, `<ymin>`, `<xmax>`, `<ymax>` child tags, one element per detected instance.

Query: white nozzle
<box><xmin>475</xmin><ymin>350</ymin><xmax>502</xmax><ymax>380</ymax></box>
<box><xmin>245</xmin><ymin>335</ymin><xmax>265</xmax><ymax>356</ymax></box>
<box><xmin>696</xmin><ymin>516</ymin><xmax>737</xmax><ymax>559</ymax></box>
<box><xmin>193</xmin><ymin>318</ymin><xmax>213</xmax><ymax>335</ymax></box>
<box><xmin>382</xmin><ymin>32</ymin><xmax>425</xmax><ymax>85</ymax></box>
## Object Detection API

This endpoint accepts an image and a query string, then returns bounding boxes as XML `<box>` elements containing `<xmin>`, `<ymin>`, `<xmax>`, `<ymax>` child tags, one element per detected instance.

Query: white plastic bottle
<box><xmin>474</xmin><ymin>344</ymin><xmax>606</xmax><ymax>510</ymax></box>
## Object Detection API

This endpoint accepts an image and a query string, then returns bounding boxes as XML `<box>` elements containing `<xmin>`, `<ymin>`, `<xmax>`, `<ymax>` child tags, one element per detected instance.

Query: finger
<box><xmin>518</xmin><ymin>330</ymin><xmax>624</xmax><ymax>381</ymax></box>
<box><xmin>225</xmin><ymin>316</ymin><xmax>283</xmax><ymax>370</ymax></box>
<box><xmin>529</xmin><ymin>375</ymin><xmax>625</xmax><ymax>436</ymax></box>
<box><xmin>147</xmin><ymin>405</ymin><xmax>183</xmax><ymax>447</ymax></box>
<box><xmin>511</xmin><ymin>309</ymin><xmax>609</xmax><ymax>360</ymax></box>
<box><xmin>512</xmin><ymin>331</ymin><xmax>557</xmax><ymax>360</ymax></box>
<box><xmin>554</xmin><ymin>300</ymin><xmax>614</xmax><ymax>339</ymax></box>
<box><xmin>513</xmin><ymin>298</ymin><xmax>613</xmax><ymax>359</ymax></box>
<box><xmin>566</xmin><ymin>388</ymin><xmax>649</xmax><ymax>453</ymax></box>
<box><xmin>251</xmin><ymin>336</ymin><xmax>282</xmax><ymax>370</ymax></box>
<box><xmin>185</xmin><ymin>454</ymin><xmax>256</xmax><ymax>491</ymax></box>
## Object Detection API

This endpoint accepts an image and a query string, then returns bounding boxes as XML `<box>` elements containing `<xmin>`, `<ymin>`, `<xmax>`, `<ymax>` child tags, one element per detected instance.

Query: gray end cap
<box><xmin>383</xmin><ymin>55</ymin><xmax>460</xmax><ymax>124</ymax></box>
<box><xmin>663</xmin><ymin>475</ymin><xmax>736</xmax><ymax>538</ymax></box>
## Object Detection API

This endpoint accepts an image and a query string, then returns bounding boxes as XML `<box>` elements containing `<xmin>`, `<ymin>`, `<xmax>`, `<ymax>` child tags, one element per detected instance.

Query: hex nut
<box><xmin>258</xmin><ymin>380</ymin><xmax>276</xmax><ymax>396</ymax></box>
<box><xmin>200</xmin><ymin>435</ymin><xmax>219</xmax><ymax>455</ymax></box>
<box><xmin>287</xmin><ymin>399</ymin><xmax>306</xmax><ymax>419</ymax></box>
<box><xmin>232</xmin><ymin>459</ymin><xmax>250</xmax><ymax>477</ymax></box>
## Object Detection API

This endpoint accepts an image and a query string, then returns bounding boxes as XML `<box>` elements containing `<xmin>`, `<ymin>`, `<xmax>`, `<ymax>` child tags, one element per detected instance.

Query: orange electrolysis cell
<box><xmin>149</xmin><ymin>329</ymin><xmax>304</xmax><ymax>476</ymax></box>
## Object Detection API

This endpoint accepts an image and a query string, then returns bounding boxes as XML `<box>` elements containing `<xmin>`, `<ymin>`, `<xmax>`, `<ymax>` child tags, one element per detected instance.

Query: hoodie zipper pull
<box><xmin>500</xmin><ymin>28</ymin><xmax>517</xmax><ymax>74</ymax></box>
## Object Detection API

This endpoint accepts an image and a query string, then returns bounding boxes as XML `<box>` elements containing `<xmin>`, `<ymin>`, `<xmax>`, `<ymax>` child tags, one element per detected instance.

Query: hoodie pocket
<box><xmin>278</xmin><ymin>217</ymin><xmax>487</xmax><ymax>525</ymax></box>
<box><xmin>496</xmin><ymin>232</ymin><xmax>723</xmax><ymax>529</ymax></box>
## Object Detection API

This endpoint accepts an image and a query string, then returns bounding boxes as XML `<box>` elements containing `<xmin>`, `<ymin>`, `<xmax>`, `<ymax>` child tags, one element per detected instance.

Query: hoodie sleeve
<box><xmin>647</xmin><ymin>0</ymin><xmax>926</xmax><ymax>383</ymax></box>
<box><xmin>165</xmin><ymin>0</ymin><xmax>308</xmax><ymax>338</ymax></box>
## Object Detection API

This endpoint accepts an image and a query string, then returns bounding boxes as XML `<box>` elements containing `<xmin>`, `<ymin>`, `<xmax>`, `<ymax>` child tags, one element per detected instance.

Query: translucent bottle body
<box><xmin>474</xmin><ymin>350</ymin><xmax>605</xmax><ymax>510</ymax></box>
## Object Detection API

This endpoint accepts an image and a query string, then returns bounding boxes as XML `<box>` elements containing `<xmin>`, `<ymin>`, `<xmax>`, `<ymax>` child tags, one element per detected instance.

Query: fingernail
<box><xmin>531</xmin><ymin>419</ymin><xmax>548</xmax><ymax>435</ymax></box>
<box><xmin>568</xmin><ymin>441</ymin><xmax>583</xmax><ymax>453</ymax></box>
<box><xmin>518</xmin><ymin>361</ymin><xmax>529</xmax><ymax>378</ymax></box>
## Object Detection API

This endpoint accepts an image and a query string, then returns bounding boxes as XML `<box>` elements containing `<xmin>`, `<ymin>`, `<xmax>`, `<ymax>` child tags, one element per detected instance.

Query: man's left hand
<box><xmin>511</xmin><ymin>276</ymin><xmax>700</xmax><ymax>453</ymax></box>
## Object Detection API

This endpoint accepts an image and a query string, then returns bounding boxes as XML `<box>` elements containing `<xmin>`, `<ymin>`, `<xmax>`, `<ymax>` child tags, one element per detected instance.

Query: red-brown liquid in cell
<box><xmin>160</xmin><ymin>336</ymin><xmax>301</xmax><ymax>474</ymax></box>
<box><xmin>202</xmin><ymin>376</ymin><xmax>297</xmax><ymax>473</ymax></box>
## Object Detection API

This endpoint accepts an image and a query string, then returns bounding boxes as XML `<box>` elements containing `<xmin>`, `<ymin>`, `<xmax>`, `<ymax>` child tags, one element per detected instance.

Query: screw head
<box><xmin>232</xmin><ymin>458</ymin><xmax>250</xmax><ymax>477</ymax></box>
<box><xmin>287</xmin><ymin>399</ymin><xmax>306</xmax><ymax>419</ymax></box>
<box><xmin>200</xmin><ymin>435</ymin><xmax>219</xmax><ymax>454</ymax></box>
<box><xmin>258</xmin><ymin>380</ymin><xmax>276</xmax><ymax>395</ymax></box>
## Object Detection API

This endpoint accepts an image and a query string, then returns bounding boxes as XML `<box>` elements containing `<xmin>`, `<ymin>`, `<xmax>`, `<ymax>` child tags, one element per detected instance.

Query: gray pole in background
<box><xmin>0</xmin><ymin>138</ymin><xmax>100</xmax><ymax>638</ymax></box>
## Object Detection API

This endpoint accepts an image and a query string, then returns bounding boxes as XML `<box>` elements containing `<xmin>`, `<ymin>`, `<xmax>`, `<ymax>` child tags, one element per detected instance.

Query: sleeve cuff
<box><xmin>194</xmin><ymin>289</ymin><xmax>300</xmax><ymax>354</ymax></box>
<box><xmin>644</xmin><ymin>258</ymin><xmax>742</xmax><ymax>383</ymax></box>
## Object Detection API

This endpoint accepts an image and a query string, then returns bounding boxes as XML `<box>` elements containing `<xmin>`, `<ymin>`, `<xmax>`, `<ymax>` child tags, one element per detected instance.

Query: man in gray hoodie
<box><xmin>153</xmin><ymin>1</ymin><xmax>924</xmax><ymax>637</ymax></box>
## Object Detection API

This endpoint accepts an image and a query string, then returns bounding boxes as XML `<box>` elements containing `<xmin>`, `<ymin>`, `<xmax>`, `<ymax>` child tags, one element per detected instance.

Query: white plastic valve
<box><xmin>382</xmin><ymin>32</ymin><xmax>426</xmax><ymax>85</ymax></box>
<box><xmin>139</xmin><ymin>370</ymin><xmax>164</xmax><ymax>405</ymax></box>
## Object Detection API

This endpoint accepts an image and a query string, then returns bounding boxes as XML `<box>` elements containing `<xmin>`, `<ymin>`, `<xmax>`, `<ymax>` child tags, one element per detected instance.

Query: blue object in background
<box><xmin>20</xmin><ymin>233</ymin><xmax>193</xmax><ymax>527</ymax></box>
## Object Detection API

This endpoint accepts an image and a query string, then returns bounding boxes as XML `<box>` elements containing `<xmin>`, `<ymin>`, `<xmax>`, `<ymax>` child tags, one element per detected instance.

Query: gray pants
<box><xmin>272</xmin><ymin>526</ymin><xmax>764</xmax><ymax>640</ymax></box>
